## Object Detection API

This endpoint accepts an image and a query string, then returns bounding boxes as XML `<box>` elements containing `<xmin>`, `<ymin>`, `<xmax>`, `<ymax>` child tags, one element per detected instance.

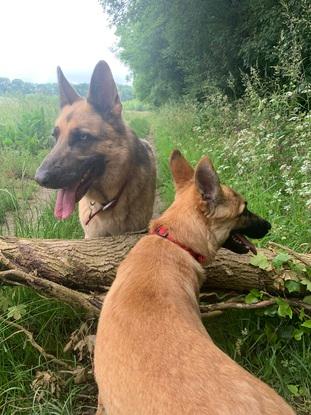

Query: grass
<box><xmin>0</xmin><ymin>96</ymin><xmax>57</xmax><ymax>228</ymax></box>
<box><xmin>0</xmin><ymin>94</ymin><xmax>309</xmax><ymax>413</ymax></box>
<box><xmin>205</xmin><ymin>311</ymin><xmax>311</xmax><ymax>413</ymax></box>
<box><xmin>0</xmin><ymin>289</ymin><xmax>94</xmax><ymax>414</ymax></box>
<box><xmin>122</xmin><ymin>98</ymin><xmax>153</xmax><ymax>112</ymax></box>
<box><xmin>124</xmin><ymin>110</ymin><xmax>152</xmax><ymax>138</ymax></box>
<box><xmin>12</xmin><ymin>198</ymin><xmax>83</xmax><ymax>239</ymax></box>
<box><xmin>150</xmin><ymin>96</ymin><xmax>310</xmax><ymax>252</ymax></box>
<box><xmin>0</xmin><ymin>95</ymin><xmax>90</xmax><ymax>414</ymax></box>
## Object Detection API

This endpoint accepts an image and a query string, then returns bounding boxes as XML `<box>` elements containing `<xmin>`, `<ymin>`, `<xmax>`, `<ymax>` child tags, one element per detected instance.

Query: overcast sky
<box><xmin>0</xmin><ymin>0</ymin><xmax>129</xmax><ymax>84</ymax></box>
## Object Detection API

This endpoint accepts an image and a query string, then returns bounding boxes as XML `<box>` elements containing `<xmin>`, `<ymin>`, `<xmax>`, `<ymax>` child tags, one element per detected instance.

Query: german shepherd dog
<box><xmin>94</xmin><ymin>151</ymin><xmax>295</xmax><ymax>415</ymax></box>
<box><xmin>35</xmin><ymin>61</ymin><xmax>156</xmax><ymax>238</ymax></box>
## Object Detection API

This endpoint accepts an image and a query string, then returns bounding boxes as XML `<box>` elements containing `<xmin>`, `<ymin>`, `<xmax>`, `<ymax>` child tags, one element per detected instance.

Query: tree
<box><xmin>100</xmin><ymin>0</ymin><xmax>311</xmax><ymax>104</ymax></box>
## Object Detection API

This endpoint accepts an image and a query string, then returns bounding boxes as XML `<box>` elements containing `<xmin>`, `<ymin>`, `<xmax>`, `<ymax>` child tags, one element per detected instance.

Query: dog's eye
<box><xmin>79</xmin><ymin>133</ymin><xmax>90</xmax><ymax>141</ymax></box>
<box><xmin>71</xmin><ymin>130</ymin><xmax>95</xmax><ymax>145</ymax></box>
<box><xmin>77</xmin><ymin>131</ymin><xmax>93</xmax><ymax>141</ymax></box>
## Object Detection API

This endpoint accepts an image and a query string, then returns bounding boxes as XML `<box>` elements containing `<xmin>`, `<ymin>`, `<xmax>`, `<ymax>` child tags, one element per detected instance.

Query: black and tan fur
<box><xmin>94</xmin><ymin>151</ymin><xmax>295</xmax><ymax>415</ymax></box>
<box><xmin>35</xmin><ymin>61</ymin><xmax>156</xmax><ymax>238</ymax></box>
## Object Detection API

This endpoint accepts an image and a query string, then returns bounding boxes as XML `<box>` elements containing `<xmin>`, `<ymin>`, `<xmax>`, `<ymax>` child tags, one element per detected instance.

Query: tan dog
<box><xmin>94</xmin><ymin>150</ymin><xmax>295</xmax><ymax>415</ymax></box>
<box><xmin>35</xmin><ymin>61</ymin><xmax>156</xmax><ymax>238</ymax></box>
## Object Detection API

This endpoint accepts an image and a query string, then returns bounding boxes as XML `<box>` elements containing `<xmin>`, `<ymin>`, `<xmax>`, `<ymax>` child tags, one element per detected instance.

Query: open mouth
<box><xmin>54</xmin><ymin>167</ymin><xmax>101</xmax><ymax>220</ymax></box>
<box><xmin>222</xmin><ymin>231</ymin><xmax>257</xmax><ymax>255</ymax></box>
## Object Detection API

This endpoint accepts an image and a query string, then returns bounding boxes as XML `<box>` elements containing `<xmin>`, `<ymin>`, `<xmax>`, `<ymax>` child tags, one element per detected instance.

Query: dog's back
<box><xmin>95</xmin><ymin>238</ymin><xmax>294</xmax><ymax>415</ymax></box>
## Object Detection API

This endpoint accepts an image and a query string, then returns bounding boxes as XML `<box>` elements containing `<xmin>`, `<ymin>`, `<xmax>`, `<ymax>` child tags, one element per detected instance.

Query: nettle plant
<box><xmin>248</xmin><ymin>250</ymin><xmax>311</xmax><ymax>342</ymax></box>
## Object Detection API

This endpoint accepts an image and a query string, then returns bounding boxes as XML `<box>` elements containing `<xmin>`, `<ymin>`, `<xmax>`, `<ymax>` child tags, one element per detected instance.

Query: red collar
<box><xmin>150</xmin><ymin>225</ymin><xmax>207</xmax><ymax>265</ymax></box>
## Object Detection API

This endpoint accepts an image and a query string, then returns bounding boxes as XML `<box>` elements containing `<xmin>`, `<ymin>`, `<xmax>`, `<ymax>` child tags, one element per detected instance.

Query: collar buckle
<box><xmin>156</xmin><ymin>226</ymin><xmax>169</xmax><ymax>238</ymax></box>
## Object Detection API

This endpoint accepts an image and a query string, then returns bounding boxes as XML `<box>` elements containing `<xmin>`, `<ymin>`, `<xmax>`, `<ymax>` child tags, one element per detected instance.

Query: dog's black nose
<box><xmin>254</xmin><ymin>218</ymin><xmax>272</xmax><ymax>238</ymax></box>
<box><xmin>35</xmin><ymin>168</ymin><xmax>51</xmax><ymax>187</ymax></box>
<box><xmin>242</xmin><ymin>211</ymin><xmax>272</xmax><ymax>239</ymax></box>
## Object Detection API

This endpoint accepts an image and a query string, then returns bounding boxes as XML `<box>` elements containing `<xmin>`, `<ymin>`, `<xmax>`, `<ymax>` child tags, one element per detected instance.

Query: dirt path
<box><xmin>1</xmin><ymin>186</ymin><xmax>52</xmax><ymax>236</ymax></box>
<box><xmin>148</xmin><ymin>134</ymin><xmax>166</xmax><ymax>218</ymax></box>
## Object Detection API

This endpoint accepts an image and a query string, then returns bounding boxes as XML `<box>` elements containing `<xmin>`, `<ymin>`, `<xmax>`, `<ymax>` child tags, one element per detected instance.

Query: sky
<box><xmin>0</xmin><ymin>0</ymin><xmax>129</xmax><ymax>84</ymax></box>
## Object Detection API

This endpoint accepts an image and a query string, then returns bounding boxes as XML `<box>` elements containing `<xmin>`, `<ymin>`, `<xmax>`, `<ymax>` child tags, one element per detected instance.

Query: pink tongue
<box><xmin>54</xmin><ymin>186</ymin><xmax>78</xmax><ymax>220</ymax></box>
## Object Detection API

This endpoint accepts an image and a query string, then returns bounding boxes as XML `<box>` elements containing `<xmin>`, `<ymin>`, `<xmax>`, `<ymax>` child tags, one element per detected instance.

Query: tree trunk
<box><xmin>0</xmin><ymin>234</ymin><xmax>310</xmax><ymax>316</ymax></box>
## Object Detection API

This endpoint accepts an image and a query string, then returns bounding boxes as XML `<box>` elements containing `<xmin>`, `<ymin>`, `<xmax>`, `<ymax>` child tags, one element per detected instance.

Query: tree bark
<box><xmin>0</xmin><ymin>234</ymin><xmax>310</xmax><ymax>316</ymax></box>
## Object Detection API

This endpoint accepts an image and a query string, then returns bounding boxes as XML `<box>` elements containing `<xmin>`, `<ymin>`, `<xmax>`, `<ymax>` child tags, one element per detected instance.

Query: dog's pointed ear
<box><xmin>57</xmin><ymin>66</ymin><xmax>81</xmax><ymax>108</ymax></box>
<box><xmin>195</xmin><ymin>156</ymin><xmax>221</xmax><ymax>203</ymax></box>
<box><xmin>170</xmin><ymin>150</ymin><xmax>194</xmax><ymax>190</ymax></box>
<box><xmin>87</xmin><ymin>60</ymin><xmax>122</xmax><ymax>118</ymax></box>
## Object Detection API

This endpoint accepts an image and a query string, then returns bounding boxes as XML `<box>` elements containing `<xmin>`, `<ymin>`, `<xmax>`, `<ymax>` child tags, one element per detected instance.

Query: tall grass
<box><xmin>0</xmin><ymin>285</ymin><xmax>94</xmax><ymax>414</ymax></box>
<box><xmin>0</xmin><ymin>96</ymin><xmax>92</xmax><ymax>414</ymax></box>
<box><xmin>151</xmin><ymin>91</ymin><xmax>311</xmax><ymax>251</ymax></box>
<box><xmin>0</xmin><ymin>96</ymin><xmax>58</xmax><ymax>228</ymax></box>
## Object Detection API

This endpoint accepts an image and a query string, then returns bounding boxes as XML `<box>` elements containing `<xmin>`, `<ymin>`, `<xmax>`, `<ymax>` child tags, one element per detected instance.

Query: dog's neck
<box><xmin>86</xmin><ymin>172</ymin><xmax>129</xmax><ymax>207</ymax></box>
<box><xmin>150</xmin><ymin>201</ymin><xmax>219</xmax><ymax>266</ymax></box>
<box><xmin>115</xmin><ymin>232</ymin><xmax>204</xmax><ymax>320</ymax></box>
<box><xmin>110</xmin><ymin>199</ymin><xmax>222</xmax><ymax>332</ymax></box>
<box><xmin>85</xmin><ymin>129</ymin><xmax>145</xmax><ymax>205</ymax></box>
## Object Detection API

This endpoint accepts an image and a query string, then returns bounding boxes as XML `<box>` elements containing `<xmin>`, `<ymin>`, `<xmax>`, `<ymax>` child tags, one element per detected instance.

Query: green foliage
<box><xmin>117</xmin><ymin>84</ymin><xmax>134</xmax><ymax>101</ymax></box>
<box><xmin>245</xmin><ymin>249</ymin><xmax>311</xmax><ymax>344</ymax></box>
<box><xmin>285</xmin><ymin>280</ymin><xmax>301</xmax><ymax>294</ymax></box>
<box><xmin>273</xmin><ymin>253</ymin><xmax>291</xmax><ymax>268</ymax></box>
<box><xmin>250</xmin><ymin>253</ymin><xmax>271</xmax><ymax>270</ymax></box>
<box><xmin>206</xmin><ymin>310</ymin><xmax>311</xmax><ymax>413</ymax></box>
<box><xmin>301</xmin><ymin>320</ymin><xmax>311</xmax><ymax>329</ymax></box>
<box><xmin>0</xmin><ymin>288</ymin><xmax>92</xmax><ymax>414</ymax></box>
<box><xmin>101</xmin><ymin>0</ymin><xmax>311</xmax><ymax>105</ymax></box>
<box><xmin>122</xmin><ymin>98</ymin><xmax>153</xmax><ymax>111</ymax></box>
<box><xmin>124</xmin><ymin>111</ymin><xmax>151</xmax><ymax>137</ymax></box>
<box><xmin>245</xmin><ymin>289</ymin><xmax>263</xmax><ymax>304</ymax></box>
<box><xmin>287</xmin><ymin>384</ymin><xmax>308</xmax><ymax>399</ymax></box>
<box><xmin>150</xmin><ymin>91</ymin><xmax>311</xmax><ymax>250</ymax></box>
<box><xmin>7</xmin><ymin>304</ymin><xmax>27</xmax><ymax>321</ymax></box>
<box><xmin>276</xmin><ymin>298</ymin><xmax>293</xmax><ymax>319</ymax></box>
<box><xmin>0</xmin><ymin>96</ymin><xmax>58</xmax><ymax>152</ymax></box>
<box><xmin>0</xmin><ymin>96</ymin><xmax>58</xmax><ymax>226</ymax></box>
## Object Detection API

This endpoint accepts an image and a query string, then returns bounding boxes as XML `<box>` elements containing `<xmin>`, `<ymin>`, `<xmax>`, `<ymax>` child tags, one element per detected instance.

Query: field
<box><xmin>0</xmin><ymin>93</ymin><xmax>310</xmax><ymax>414</ymax></box>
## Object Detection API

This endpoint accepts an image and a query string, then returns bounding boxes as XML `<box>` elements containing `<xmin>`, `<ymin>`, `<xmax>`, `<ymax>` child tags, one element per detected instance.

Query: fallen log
<box><xmin>0</xmin><ymin>234</ymin><xmax>310</xmax><ymax>317</ymax></box>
